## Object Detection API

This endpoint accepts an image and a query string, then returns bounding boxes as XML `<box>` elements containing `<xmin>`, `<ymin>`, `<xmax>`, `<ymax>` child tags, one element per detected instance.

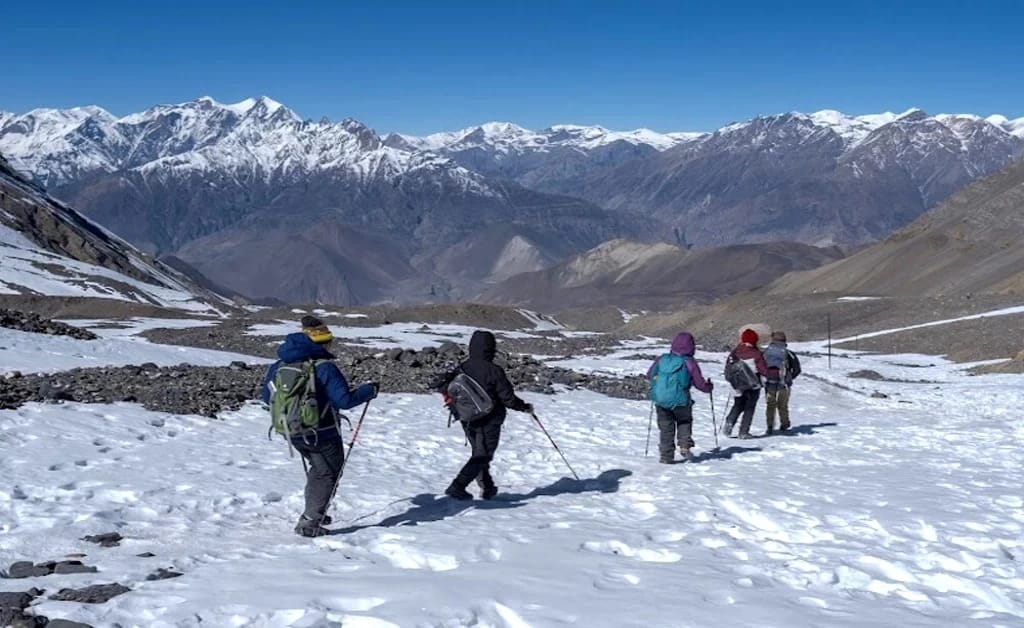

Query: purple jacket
<box><xmin>647</xmin><ymin>332</ymin><xmax>713</xmax><ymax>394</ymax></box>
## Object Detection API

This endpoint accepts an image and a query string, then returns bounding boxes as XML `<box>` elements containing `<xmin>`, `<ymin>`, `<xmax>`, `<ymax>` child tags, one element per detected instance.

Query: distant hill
<box><xmin>769</xmin><ymin>158</ymin><xmax>1024</xmax><ymax>297</ymax></box>
<box><xmin>479</xmin><ymin>238</ymin><xmax>844</xmax><ymax>310</ymax></box>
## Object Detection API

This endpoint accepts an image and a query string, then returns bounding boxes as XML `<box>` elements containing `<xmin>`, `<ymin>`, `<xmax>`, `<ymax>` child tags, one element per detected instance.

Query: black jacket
<box><xmin>437</xmin><ymin>331</ymin><xmax>529</xmax><ymax>421</ymax></box>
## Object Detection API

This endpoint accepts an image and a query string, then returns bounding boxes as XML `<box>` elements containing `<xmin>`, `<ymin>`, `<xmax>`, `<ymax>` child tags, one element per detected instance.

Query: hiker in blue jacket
<box><xmin>262</xmin><ymin>315</ymin><xmax>378</xmax><ymax>537</ymax></box>
<box><xmin>647</xmin><ymin>332</ymin><xmax>713</xmax><ymax>463</ymax></box>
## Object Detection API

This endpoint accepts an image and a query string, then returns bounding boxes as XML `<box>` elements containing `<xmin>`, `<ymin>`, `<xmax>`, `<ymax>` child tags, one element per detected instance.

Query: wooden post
<box><xmin>827</xmin><ymin>313</ymin><xmax>832</xmax><ymax>370</ymax></box>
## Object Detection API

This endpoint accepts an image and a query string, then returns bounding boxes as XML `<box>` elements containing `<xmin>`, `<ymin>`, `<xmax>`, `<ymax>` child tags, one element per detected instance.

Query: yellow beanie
<box><xmin>301</xmin><ymin>315</ymin><xmax>333</xmax><ymax>344</ymax></box>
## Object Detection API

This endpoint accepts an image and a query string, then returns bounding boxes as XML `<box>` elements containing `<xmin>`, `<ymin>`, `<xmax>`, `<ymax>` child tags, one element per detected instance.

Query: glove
<box><xmin>521</xmin><ymin>402</ymin><xmax>534</xmax><ymax>414</ymax></box>
<box><xmin>706</xmin><ymin>380</ymin><xmax>714</xmax><ymax>392</ymax></box>
<box><xmin>367</xmin><ymin>381</ymin><xmax>380</xmax><ymax>399</ymax></box>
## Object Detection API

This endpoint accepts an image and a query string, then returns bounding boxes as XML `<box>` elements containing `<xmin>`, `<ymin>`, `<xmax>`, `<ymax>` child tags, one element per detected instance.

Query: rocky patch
<box><xmin>0</xmin><ymin>344</ymin><xmax>647</xmax><ymax>417</ymax></box>
<box><xmin>0</xmin><ymin>309</ymin><xmax>97</xmax><ymax>340</ymax></box>
<box><xmin>2</xmin><ymin>561</ymin><xmax>97</xmax><ymax>579</ymax></box>
<box><xmin>81</xmin><ymin>533</ymin><xmax>122</xmax><ymax>548</ymax></box>
<box><xmin>49</xmin><ymin>583</ymin><xmax>130</xmax><ymax>604</ymax></box>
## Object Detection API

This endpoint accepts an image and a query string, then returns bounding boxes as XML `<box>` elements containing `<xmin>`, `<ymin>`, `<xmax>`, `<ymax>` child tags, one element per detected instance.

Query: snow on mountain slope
<box><xmin>388</xmin><ymin>121</ymin><xmax>702</xmax><ymax>155</ymax></box>
<box><xmin>0</xmin><ymin>97</ymin><xmax>493</xmax><ymax>194</ymax></box>
<box><xmin>0</xmin><ymin>153</ymin><xmax>228</xmax><ymax>312</ymax></box>
<box><xmin>1</xmin><ymin>329</ymin><xmax>1022</xmax><ymax>626</ymax></box>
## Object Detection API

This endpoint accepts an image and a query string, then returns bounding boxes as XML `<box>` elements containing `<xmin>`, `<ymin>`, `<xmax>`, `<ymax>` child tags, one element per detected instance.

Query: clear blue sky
<box><xmin>4</xmin><ymin>0</ymin><xmax>1022</xmax><ymax>134</ymax></box>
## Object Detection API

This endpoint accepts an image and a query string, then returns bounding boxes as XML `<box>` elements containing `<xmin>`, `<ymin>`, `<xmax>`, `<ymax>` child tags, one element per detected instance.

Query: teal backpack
<box><xmin>649</xmin><ymin>354</ymin><xmax>692</xmax><ymax>408</ymax></box>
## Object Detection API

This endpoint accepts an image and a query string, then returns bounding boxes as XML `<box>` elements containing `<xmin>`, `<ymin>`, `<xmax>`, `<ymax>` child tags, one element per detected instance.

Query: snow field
<box><xmin>2</xmin><ymin>342</ymin><xmax>1023</xmax><ymax>626</ymax></box>
<box><xmin>0</xmin><ymin>323</ymin><xmax>267</xmax><ymax>375</ymax></box>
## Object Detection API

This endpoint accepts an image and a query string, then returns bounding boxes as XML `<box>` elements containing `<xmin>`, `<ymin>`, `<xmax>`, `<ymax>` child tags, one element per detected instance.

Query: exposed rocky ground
<box><xmin>0</xmin><ymin>309</ymin><xmax>97</xmax><ymax>340</ymax></box>
<box><xmin>0</xmin><ymin>343</ymin><xmax>648</xmax><ymax>417</ymax></box>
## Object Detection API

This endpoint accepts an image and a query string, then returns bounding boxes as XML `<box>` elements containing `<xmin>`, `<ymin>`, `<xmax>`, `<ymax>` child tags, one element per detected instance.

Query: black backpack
<box><xmin>446</xmin><ymin>369</ymin><xmax>495</xmax><ymax>423</ymax></box>
<box><xmin>786</xmin><ymin>351</ymin><xmax>802</xmax><ymax>381</ymax></box>
<box><xmin>724</xmin><ymin>351</ymin><xmax>761</xmax><ymax>392</ymax></box>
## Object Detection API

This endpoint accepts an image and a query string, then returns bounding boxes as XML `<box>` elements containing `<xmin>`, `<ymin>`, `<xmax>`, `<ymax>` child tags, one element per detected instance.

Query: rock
<box><xmin>437</xmin><ymin>341</ymin><xmax>461</xmax><ymax>356</ymax></box>
<box><xmin>135</xmin><ymin>552</ymin><xmax>156</xmax><ymax>558</ymax></box>
<box><xmin>145</xmin><ymin>568</ymin><xmax>183</xmax><ymax>581</ymax></box>
<box><xmin>37</xmin><ymin>381</ymin><xmax>74</xmax><ymax>402</ymax></box>
<box><xmin>871</xmin><ymin>391</ymin><xmax>889</xmax><ymax>399</ymax></box>
<box><xmin>82</xmin><ymin>532</ymin><xmax>123</xmax><ymax>548</ymax></box>
<box><xmin>48</xmin><ymin>620</ymin><xmax>95</xmax><ymax>628</ymax></box>
<box><xmin>52</xmin><ymin>561</ymin><xmax>97</xmax><ymax>575</ymax></box>
<box><xmin>5</xmin><ymin>562</ymin><xmax>50</xmax><ymax>579</ymax></box>
<box><xmin>384</xmin><ymin>348</ymin><xmax>403</xmax><ymax>361</ymax></box>
<box><xmin>49</xmin><ymin>583</ymin><xmax>130</xmax><ymax>604</ymax></box>
<box><xmin>0</xmin><ymin>591</ymin><xmax>35</xmax><ymax>608</ymax></box>
<box><xmin>0</xmin><ymin>607</ymin><xmax>46</xmax><ymax>627</ymax></box>
<box><xmin>229</xmin><ymin>361</ymin><xmax>249</xmax><ymax>371</ymax></box>
<box><xmin>849</xmin><ymin>369</ymin><xmax>886</xmax><ymax>381</ymax></box>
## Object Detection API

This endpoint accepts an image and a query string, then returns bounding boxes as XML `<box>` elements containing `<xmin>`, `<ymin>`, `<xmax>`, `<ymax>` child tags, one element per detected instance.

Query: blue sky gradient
<box><xmin>4</xmin><ymin>0</ymin><xmax>1022</xmax><ymax>134</ymax></box>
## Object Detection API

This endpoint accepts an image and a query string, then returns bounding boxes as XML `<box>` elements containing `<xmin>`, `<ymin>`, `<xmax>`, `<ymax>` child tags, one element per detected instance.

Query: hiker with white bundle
<box><xmin>646</xmin><ymin>331</ymin><xmax>714</xmax><ymax>463</ymax></box>
<box><xmin>722</xmin><ymin>328</ymin><xmax>770</xmax><ymax>439</ymax></box>
<box><xmin>435</xmin><ymin>330</ymin><xmax>533</xmax><ymax>501</ymax></box>
<box><xmin>261</xmin><ymin>315</ymin><xmax>378</xmax><ymax>537</ymax></box>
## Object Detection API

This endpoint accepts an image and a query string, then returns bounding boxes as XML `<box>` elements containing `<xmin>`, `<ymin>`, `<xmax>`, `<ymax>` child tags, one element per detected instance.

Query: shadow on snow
<box><xmin>333</xmin><ymin>468</ymin><xmax>632</xmax><ymax>534</ymax></box>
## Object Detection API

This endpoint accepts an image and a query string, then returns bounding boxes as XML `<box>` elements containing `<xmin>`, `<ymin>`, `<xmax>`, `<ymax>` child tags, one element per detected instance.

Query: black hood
<box><xmin>468</xmin><ymin>330</ymin><xmax>497</xmax><ymax>361</ymax></box>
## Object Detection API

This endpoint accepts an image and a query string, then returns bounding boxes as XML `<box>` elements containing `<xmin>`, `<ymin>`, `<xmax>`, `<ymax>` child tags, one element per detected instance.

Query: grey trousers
<box><xmin>292</xmin><ymin>437</ymin><xmax>345</xmax><ymax>521</ymax></box>
<box><xmin>656</xmin><ymin>404</ymin><xmax>694</xmax><ymax>460</ymax></box>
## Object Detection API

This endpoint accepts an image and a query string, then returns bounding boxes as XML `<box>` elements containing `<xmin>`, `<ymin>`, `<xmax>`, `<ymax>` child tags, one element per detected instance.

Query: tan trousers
<box><xmin>765</xmin><ymin>386</ymin><xmax>791</xmax><ymax>431</ymax></box>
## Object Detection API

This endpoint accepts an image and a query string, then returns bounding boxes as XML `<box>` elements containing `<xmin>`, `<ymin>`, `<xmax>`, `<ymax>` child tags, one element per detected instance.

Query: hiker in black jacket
<box><xmin>436</xmin><ymin>330</ymin><xmax>533</xmax><ymax>500</ymax></box>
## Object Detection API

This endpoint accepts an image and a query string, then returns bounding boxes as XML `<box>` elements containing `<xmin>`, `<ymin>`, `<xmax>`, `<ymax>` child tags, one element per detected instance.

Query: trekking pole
<box><xmin>318</xmin><ymin>399</ymin><xmax>372</xmax><ymax>529</ymax></box>
<box><xmin>530</xmin><ymin>412</ymin><xmax>580</xmax><ymax>481</ymax></box>
<box><xmin>644</xmin><ymin>401</ymin><xmax>654</xmax><ymax>457</ymax></box>
<box><xmin>341</xmin><ymin>399</ymin><xmax>372</xmax><ymax>473</ymax></box>
<box><xmin>709</xmin><ymin>382</ymin><xmax>720</xmax><ymax>452</ymax></box>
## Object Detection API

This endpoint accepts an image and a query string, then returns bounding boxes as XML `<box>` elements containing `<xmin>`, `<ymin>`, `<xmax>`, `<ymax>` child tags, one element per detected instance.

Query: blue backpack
<box><xmin>649</xmin><ymin>354</ymin><xmax>692</xmax><ymax>408</ymax></box>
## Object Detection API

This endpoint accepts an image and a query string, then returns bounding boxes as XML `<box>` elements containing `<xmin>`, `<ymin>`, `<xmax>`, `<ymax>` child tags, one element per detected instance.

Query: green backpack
<box><xmin>269</xmin><ymin>360</ymin><xmax>327</xmax><ymax>439</ymax></box>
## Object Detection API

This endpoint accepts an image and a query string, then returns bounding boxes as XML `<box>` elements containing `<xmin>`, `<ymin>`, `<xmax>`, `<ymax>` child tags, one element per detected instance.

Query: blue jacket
<box><xmin>262</xmin><ymin>333</ymin><xmax>374</xmax><ymax>440</ymax></box>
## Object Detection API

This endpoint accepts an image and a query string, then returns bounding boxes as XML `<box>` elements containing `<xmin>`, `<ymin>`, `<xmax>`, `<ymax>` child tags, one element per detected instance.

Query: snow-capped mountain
<box><xmin>0</xmin><ymin>153</ymin><xmax>227</xmax><ymax>312</ymax></box>
<box><xmin>572</xmin><ymin>108</ymin><xmax>1024</xmax><ymax>247</ymax></box>
<box><xmin>0</xmin><ymin>97</ymin><xmax>639</xmax><ymax>304</ymax></box>
<box><xmin>384</xmin><ymin>121</ymin><xmax>706</xmax><ymax>193</ymax></box>
<box><xmin>3</xmin><ymin>97</ymin><xmax>1023</xmax><ymax>303</ymax></box>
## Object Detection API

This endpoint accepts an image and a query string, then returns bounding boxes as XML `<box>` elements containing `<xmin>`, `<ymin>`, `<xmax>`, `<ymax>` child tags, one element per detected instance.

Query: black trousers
<box><xmin>656</xmin><ymin>404</ymin><xmax>694</xmax><ymax>459</ymax></box>
<box><xmin>724</xmin><ymin>389</ymin><xmax>761</xmax><ymax>436</ymax></box>
<box><xmin>292</xmin><ymin>437</ymin><xmax>345</xmax><ymax>521</ymax></box>
<box><xmin>453</xmin><ymin>415</ymin><xmax>503</xmax><ymax>489</ymax></box>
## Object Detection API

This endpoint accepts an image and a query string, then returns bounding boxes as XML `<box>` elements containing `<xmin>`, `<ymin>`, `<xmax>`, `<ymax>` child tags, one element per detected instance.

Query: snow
<box><xmin>0</xmin><ymin>223</ymin><xmax>217</xmax><ymax>313</ymax></box>
<box><xmin>832</xmin><ymin>304</ymin><xmax>1024</xmax><ymax>344</ymax></box>
<box><xmin>837</xmin><ymin>296</ymin><xmax>885</xmax><ymax>302</ymax></box>
<box><xmin>2</xmin><ymin>334</ymin><xmax>1023</xmax><ymax>626</ymax></box>
<box><xmin>515</xmin><ymin>309</ymin><xmax>564</xmax><ymax>331</ymax></box>
<box><xmin>0</xmin><ymin>324</ymin><xmax>266</xmax><ymax>375</ymax></box>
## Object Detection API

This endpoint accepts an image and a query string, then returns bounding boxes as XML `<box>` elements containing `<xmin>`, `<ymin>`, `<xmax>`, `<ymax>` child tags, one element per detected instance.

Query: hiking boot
<box><xmin>659</xmin><ymin>455</ymin><xmax>675</xmax><ymax>464</ymax></box>
<box><xmin>780</xmin><ymin>422</ymin><xmax>791</xmax><ymax>431</ymax></box>
<box><xmin>678</xmin><ymin>447</ymin><xmax>693</xmax><ymax>462</ymax></box>
<box><xmin>766</xmin><ymin>426</ymin><xmax>775</xmax><ymax>436</ymax></box>
<box><xmin>444</xmin><ymin>484</ymin><xmax>473</xmax><ymax>501</ymax></box>
<box><xmin>738</xmin><ymin>433</ymin><xmax>753</xmax><ymax>440</ymax></box>
<box><xmin>294</xmin><ymin>517</ymin><xmax>330</xmax><ymax>538</ymax></box>
<box><xmin>476</xmin><ymin>473</ymin><xmax>497</xmax><ymax>500</ymax></box>
<box><xmin>721</xmin><ymin>422</ymin><xmax>734</xmax><ymax>436</ymax></box>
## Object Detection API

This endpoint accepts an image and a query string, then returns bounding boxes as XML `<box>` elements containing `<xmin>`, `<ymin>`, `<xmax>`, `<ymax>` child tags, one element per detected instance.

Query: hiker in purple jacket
<box><xmin>647</xmin><ymin>332</ymin><xmax>714</xmax><ymax>462</ymax></box>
